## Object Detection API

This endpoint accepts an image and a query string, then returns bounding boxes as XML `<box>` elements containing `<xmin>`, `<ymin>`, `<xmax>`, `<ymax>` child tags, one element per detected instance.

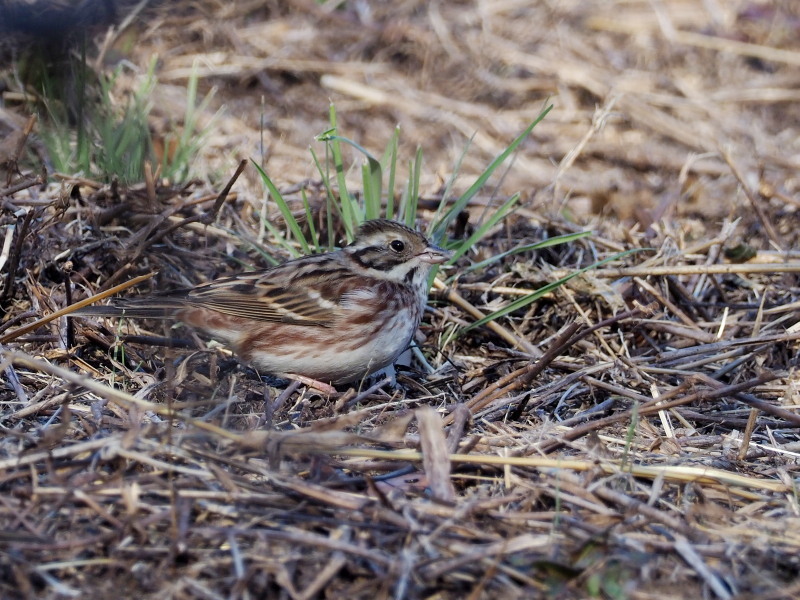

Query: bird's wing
<box><xmin>186</xmin><ymin>263</ymin><xmax>341</xmax><ymax>326</ymax></box>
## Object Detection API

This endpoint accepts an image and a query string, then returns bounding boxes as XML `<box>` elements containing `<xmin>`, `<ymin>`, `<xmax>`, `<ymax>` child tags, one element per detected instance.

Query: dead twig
<box><xmin>539</xmin><ymin>372</ymin><xmax>780</xmax><ymax>454</ymax></box>
<box><xmin>0</xmin><ymin>273</ymin><xmax>156</xmax><ymax>343</ymax></box>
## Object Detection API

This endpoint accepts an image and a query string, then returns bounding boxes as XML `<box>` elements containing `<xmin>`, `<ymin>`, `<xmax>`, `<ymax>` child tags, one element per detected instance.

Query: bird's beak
<box><xmin>418</xmin><ymin>244</ymin><xmax>453</xmax><ymax>265</ymax></box>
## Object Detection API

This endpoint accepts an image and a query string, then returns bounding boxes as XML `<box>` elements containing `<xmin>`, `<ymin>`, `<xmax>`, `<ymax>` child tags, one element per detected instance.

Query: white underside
<box><xmin>249</xmin><ymin>312</ymin><xmax>417</xmax><ymax>384</ymax></box>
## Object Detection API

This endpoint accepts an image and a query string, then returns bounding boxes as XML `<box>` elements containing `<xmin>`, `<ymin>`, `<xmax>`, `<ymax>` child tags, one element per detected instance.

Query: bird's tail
<box><xmin>71</xmin><ymin>298</ymin><xmax>186</xmax><ymax>320</ymax></box>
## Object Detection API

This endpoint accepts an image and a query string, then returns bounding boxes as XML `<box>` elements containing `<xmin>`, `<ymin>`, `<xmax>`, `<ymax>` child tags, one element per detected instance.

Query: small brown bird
<box><xmin>75</xmin><ymin>219</ymin><xmax>451</xmax><ymax>385</ymax></box>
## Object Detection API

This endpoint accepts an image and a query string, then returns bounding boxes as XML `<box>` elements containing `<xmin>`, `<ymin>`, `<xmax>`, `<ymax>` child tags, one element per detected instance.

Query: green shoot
<box><xmin>251</xmin><ymin>160</ymin><xmax>310</xmax><ymax>257</ymax></box>
<box><xmin>462</xmin><ymin>248</ymin><xmax>648</xmax><ymax>334</ymax></box>
<box><xmin>429</xmin><ymin>103</ymin><xmax>553</xmax><ymax>244</ymax></box>
<box><xmin>456</xmin><ymin>231</ymin><xmax>594</xmax><ymax>278</ymax></box>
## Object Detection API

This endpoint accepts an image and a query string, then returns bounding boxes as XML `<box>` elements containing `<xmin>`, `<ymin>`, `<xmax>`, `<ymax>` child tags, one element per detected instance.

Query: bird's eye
<box><xmin>389</xmin><ymin>239</ymin><xmax>406</xmax><ymax>253</ymax></box>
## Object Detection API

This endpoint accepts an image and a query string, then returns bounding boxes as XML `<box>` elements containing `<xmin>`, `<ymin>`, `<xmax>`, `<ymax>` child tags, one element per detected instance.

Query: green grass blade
<box><xmin>458</xmin><ymin>231</ymin><xmax>593</xmax><ymax>276</ymax></box>
<box><xmin>260</xmin><ymin>217</ymin><xmax>297</xmax><ymax>257</ymax></box>
<box><xmin>462</xmin><ymin>248</ymin><xmax>647</xmax><ymax>334</ymax></box>
<box><xmin>321</xmin><ymin>131</ymin><xmax>383</xmax><ymax>216</ymax></box>
<box><xmin>446</xmin><ymin>192</ymin><xmax>521</xmax><ymax>264</ymax></box>
<box><xmin>323</xmin><ymin>134</ymin><xmax>379</xmax><ymax>165</ymax></box>
<box><xmin>164</xmin><ymin>58</ymin><xmax>218</xmax><ymax>181</ymax></box>
<box><xmin>359</xmin><ymin>157</ymin><xmax>382</xmax><ymax>220</ymax></box>
<box><xmin>251</xmin><ymin>159</ymin><xmax>310</xmax><ymax>256</ymax></box>
<box><xmin>322</xmin><ymin>106</ymin><xmax>357</xmax><ymax>240</ymax></box>
<box><xmin>309</xmin><ymin>146</ymin><xmax>340</xmax><ymax>250</ymax></box>
<box><xmin>382</xmin><ymin>126</ymin><xmax>400</xmax><ymax>220</ymax></box>
<box><xmin>403</xmin><ymin>147</ymin><xmax>423</xmax><ymax>227</ymax></box>
<box><xmin>431</xmin><ymin>103</ymin><xmax>553</xmax><ymax>243</ymax></box>
<box><xmin>430</xmin><ymin>133</ymin><xmax>473</xmax><ymax>235</ymax></box>
<box><xmin>300</xmin><ymin>188</ymin><xmax>320</xmax><ymax>251</ymax></box>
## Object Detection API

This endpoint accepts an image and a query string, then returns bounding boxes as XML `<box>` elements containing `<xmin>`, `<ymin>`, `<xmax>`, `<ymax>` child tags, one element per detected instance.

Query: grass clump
<box><xmin>34</xmin><ymin>55</ymin><xmax>214</xmax><ymax>184</ymax></box>
<box><xmin>251</xmin><ymin>102</ymin><xmax>641</xmax><ymax>336</ymax></box>
<box><xmin>252</xmin><ymin>103</ymin><xmax>554</xmax><ymax>256</ymax></box>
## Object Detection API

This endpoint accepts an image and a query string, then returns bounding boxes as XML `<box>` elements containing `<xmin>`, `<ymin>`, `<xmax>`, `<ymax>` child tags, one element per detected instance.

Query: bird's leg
<box><xmin>365</xmin><ymin>364</ymin><xmax>397</xmax><ymax>388</ymax></box>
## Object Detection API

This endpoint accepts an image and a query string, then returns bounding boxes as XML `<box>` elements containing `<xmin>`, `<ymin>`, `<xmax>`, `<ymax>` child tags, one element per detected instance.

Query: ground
<box><xmin>1</xmin><ymin>1</ymin><xmax>799</xmax><ymax>599</ymax></box>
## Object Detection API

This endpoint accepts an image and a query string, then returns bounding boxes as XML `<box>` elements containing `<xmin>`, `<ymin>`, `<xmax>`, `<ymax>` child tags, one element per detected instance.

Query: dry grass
<box><xmin>1</xmin><ymin>1</ymin><xmax>800</xmax><ymax>598</ymax></box>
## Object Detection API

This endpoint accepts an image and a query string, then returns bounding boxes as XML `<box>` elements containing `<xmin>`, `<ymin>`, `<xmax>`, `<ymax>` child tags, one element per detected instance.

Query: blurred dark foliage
<box><xmin>0</xmin><ymin>0</ymin><xmax>118</xmax><ymax>40</ymax></box>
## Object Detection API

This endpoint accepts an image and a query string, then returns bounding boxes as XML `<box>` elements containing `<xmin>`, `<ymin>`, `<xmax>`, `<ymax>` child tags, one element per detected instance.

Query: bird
<box><xmin>73</xmin><ymin>219</ymin><xmax>452</xmax><ymax>385</ymax></box>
